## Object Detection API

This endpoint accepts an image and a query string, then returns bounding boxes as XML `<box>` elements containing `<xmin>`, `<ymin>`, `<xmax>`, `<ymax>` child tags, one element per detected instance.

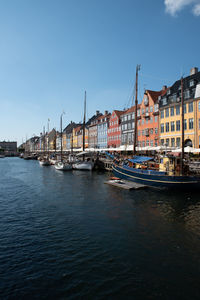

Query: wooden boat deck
<box><xmin>105</xmin><ymin>179</ymin><xmax>147</xmax><ymax>190</ymax></box>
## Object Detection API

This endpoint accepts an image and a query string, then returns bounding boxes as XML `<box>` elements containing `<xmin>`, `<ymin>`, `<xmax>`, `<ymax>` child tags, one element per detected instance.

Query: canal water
<box><xmin>1</xmin><ymin>158</ymin><xmax>200</xmax><ymax>300</ymax></box>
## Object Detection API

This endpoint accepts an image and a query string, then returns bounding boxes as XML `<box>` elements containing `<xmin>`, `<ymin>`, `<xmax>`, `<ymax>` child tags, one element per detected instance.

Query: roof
<box><xmin>63</xmin><ymin>122</ymin><xmax>80</xmax><ymax>134</ymax></box>
<box><xmin>113</xmin><ymin>110</ymin><xmax>124</xmax><ymax>118</ymax></box>
<box><xmin>128</xmin><ymin>156</ymin><xmax>153</xmax><ymax>163</ymax></box>
<box><xmin>159</xmin><ymin>68</ymin><xmax>200</xmax><ymax>107</ymax></box>
<box><xmin>146</xmin><ymin>89</ymin><xmax>167</xmax><ymax>103</ymax></box>
<box><xmin>86</xmin><ymin>112</ymin><xmax>102</xmax><ymax>126</ymax></box>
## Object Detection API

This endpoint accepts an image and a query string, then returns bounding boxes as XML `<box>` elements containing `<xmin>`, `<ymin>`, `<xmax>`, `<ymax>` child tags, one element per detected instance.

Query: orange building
<box><xmin>137</xmin><ymin>89</ymin><xmax>167</xmax><ymax>148</ymax></box>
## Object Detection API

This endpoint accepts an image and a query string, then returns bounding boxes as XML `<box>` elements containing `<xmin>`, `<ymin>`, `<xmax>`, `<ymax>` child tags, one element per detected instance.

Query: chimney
<box><xmin>96</xmin><ymin>110</ymin><xmax>100</xmax><ymax>116</ymax></box>
<box><xmin>104</xmin><ymin>110</ymin><xmax>108</xmax><ymax>115</ymax></box>
<box><xmin>190</xmin><ymin>67</ymin><xmax>198</xmax><ymax>76</ymax></box>
<box><xmin>162</xmin><ymin>85</ymin><xmax>167</xmax><ymax>91</ymax></box>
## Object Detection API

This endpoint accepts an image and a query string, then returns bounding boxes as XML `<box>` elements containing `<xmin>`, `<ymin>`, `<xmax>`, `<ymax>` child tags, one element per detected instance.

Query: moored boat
<box><xmin>73</xmin><ymin>160</ymin><xmax>94</xmax><ymax>171</ymax></box>
<box><xmin>55</xmin><ymin>161</ymin><xmax>72</xmax><ymax>170</ymax></box>
<box><xmin>112</xmin><ymin>157</ymin><xmax>200</xmax><ymax>189</ymax></box>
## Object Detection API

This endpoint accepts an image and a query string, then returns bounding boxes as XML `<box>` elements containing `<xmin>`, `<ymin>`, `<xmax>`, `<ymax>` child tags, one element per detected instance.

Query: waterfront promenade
<box><xmin>1</xmin><ymin>157</ymin><xmax>200</xmax><ymax>299</ymax></box>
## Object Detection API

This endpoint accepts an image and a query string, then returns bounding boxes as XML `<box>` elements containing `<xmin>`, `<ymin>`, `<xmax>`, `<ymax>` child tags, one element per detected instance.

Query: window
<box><xmin>176</xmin><ymin>137</ymin><xmax>180</xmax><ymax>147</ymax></box>
<box><xmin>142</xmin><ymin>108</ymin><xmax>145</xmax><ymax>114</ymax></box>
<box><xmin>160</xmin><ymin>124</ymin><xmax>164</xmax><ymax>133</ymax></box>
<box><xmin>188</xmin><ymin>102</ymin><xmax>193</xmax><ymax>113</ymax></box>
<box><xmin>155</xmin><ymin>116</ymin><xmax>158</xmax><ymax>123</ymax></box>
<box><xmin>155</xmin><ymin>127</ymin><xmax>158</xmax><ymax>134</ymax></box>
<box><xmin>171</xmin><ymin>121</ymin><xmax>175</xmax><ymax>131</ymax></box>
<box><xmin>150</xmin><ymin>128</ymin><xmax>153</xmax><ymax>135</ymax></box>
<box><xmin>189</xmin><ymin>80</ymin><xmax>194</xmax><ymax>87</ymax></box>
<box><xmin>146</xmin><ymin>119</ymin><xmax>148</xmax><ymax>124</ymax></box>
<box><xmin>128</xmin><ymin>114</ymin><xmax>131</xmax><ymax>120</ymax></box>
<box><xmin>150</xmin><ymin>117</ymin><xmax>153</xmax><ymax>123</ymax></box>
<box><xmin>128</xmin><ymin>123</ymin><xmax>131</xmax><ymax>130</ymax></box>
<box><xmin>184</xmin><ymin>90</ymin><xmax>190</xmax><ymax>99</ymax></box>
<box><xmin>161</xmin><ymin>139</ymin><xmax>164</xmax><ymax>145</ymax></box>
<box><xmin>184</xmin><ymin>119</ymin><xmax>187</xmax><ymax>130</ymax></box>
<box><xmin>163</xmin><ymin>97</ymin><xmax>167</xmax><ymax>105</ymax></box>
<box><xmin>171</xmin><ymin>138</ymin><xmax>175</xmax><ymax>147</ymax></box>
<box><xmin>189</xmin><ymin>118</ymin><xmax>193</xmax><ymax>129</ymax></box>
<box><xmin>154</xmin><ymin>104</ymin><xmax>158</xmax><ymax>112</ymax></box>
<box><xmin>132</xmin><ymin>122</ymin><xmax>135</xmax><ymax>128</ymax></box>
<box><xmin>165</xmin><ymin>122</ymin><xmax>169</xmax><ymax>132</ymax></box>
<box><xmin>132</xmin><ymin>112</ymin><xmax>135</xmax><ymax>119</ymax></box>
<box><xmin>176</xmin><ymin>105</ymin><xmax>180</xmax><ymax>115</ymax></box>
<box><xmin>199</xmin><ymin>119</ymin><xmax>200</xmax><ymax>129</ymax></box>
<box><xmin>150</xmin><ymin>106</ymin><xmax>153</xmax><ymax>112</ymax></box>
<box><xmin>142</xmin><ymin>130</ymin><xmax>145</xmax><ymax>136</ymax></box>
<box><xmin>160</xmin><ymin>110</ymin><xmax>164</xmax><ymax>119</ymax></box>
<box><xmin>184</xmin><ymin>104</ymin><xmax>187</xmax><ymax>114</ymax></box>
<box><xmin>124</xmin><ymin>115</ymin><xmax>127</xmax><ymax>121</ymax></box>
<box><xmin>142</xmin><ymin>119</ymin><xmax>144</xmax><ymax>125</ymax></box>
<box><xmin>146</xmin><ymin>140</ymin><xmax>149</xmax><ymax>146</ymax></box>
<box><xmin>142</xmin><ymin>141</ymin><xmax>145</xmax><ymax>147</ymax></box>
<box><xmin>137</xmin><ymin>109</ymin><xmax>140</xmax><ymax>116</ymax></box>
<box><xmin>138</xmin><ymin>130</ymin><xmax>140</xmax><ymax>136</ymax></box>
<box><xmin>165</xmin><ymin>108</ymin><xmax>169</xmax><ymax>117</ymax></box>
<box><xmin>138</xmin><ymin>120</ymin><xmax>141</xmax><ymax>126</ymax></box>
<box><xmin>170</xmin><ymin>107</ymin><xmax>174</xmax><ymax>116</ymax></box>
<box><xmin>176</xmin><ymin>120</ymin><xmax>180</xmax><ymax>131</ymax></box>
<box><xmin>198</xmin><ymin>101</ymin><xmax>200</xmax><ymax>112</ymax></box>
<box><xmin>166</xmin><ymin>139</ymin><xmax>169</xmax><ymax>146</ymax></box>
<box><xmin>146</xmin><ymin>107</ymin><xmax>149</xmax><ymax>113</ymax></box>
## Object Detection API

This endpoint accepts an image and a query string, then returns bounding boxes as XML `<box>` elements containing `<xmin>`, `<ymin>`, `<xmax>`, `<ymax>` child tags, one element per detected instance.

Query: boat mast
<box><xmin>60</xmin><ymin>112</ymin><xmax>65</xmax><ymax>162</ymax></box>
<box><xmin>133</xmin><ymin>65</ymin><xmax>140</xmax><ymax>155</ymax></box>
<box><xmin>82</xmin><ymin>91</ymin><xmax>86</xmax><ymax>160</ymax></box>
<box><xmin>181</xmin><ymin>77</ymin><xmax>184</xmax><ymax>175</ymax></box>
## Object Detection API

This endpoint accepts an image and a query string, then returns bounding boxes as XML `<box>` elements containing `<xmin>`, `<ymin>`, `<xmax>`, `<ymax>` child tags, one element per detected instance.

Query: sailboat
<box><xmin>72</xmin><ymin>91</ymin><xmax>94</xmax><ymax>171</ymax></box>
<box><xmin>55</xmin><ymin>112</ymin><xmax>72</xmax><ymax>171</ymax></box>
<box><xmin>112</xmin><ymin>66</ymin><xmax>200</xmax><ymax>189</ymax></box>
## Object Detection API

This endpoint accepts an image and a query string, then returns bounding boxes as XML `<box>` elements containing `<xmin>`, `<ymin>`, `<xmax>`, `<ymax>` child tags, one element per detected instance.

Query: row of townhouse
<box><xmin>24</xmin><ymin>67</ymin><xmax>200</xmax><ymax>152</ymax></box>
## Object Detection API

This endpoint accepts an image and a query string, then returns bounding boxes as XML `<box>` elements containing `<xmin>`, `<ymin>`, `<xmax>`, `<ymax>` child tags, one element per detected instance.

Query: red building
<box><xmin>137</xmin><ymin>89</ymin><xmax>167</xmax><ymax>148</ymax></box>
<box><xmin>108</xmin><ymin>110</ymin><xmax>123</xmax><ymax>148</ymax></box>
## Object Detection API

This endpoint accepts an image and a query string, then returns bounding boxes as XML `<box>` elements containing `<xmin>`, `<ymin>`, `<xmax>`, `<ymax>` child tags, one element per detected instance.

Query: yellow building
<box><xmin>159</xmin><ymin>67</ymin><xmax>200</xmax><ymax>148</ymax></box>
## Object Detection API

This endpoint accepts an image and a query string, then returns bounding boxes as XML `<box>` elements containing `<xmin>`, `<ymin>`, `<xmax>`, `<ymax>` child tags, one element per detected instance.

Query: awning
<box><xmin>128</xmin><ymin>156</ymin><xmax>154</xmax><ymax>163</ymax></box>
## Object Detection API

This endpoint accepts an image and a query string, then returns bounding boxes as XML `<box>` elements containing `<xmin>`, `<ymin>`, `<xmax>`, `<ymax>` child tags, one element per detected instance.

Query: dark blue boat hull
<box><xmin>112</xmin><ymin>163</ymin><xmax>200</xmax><ymax>189</ymax></box>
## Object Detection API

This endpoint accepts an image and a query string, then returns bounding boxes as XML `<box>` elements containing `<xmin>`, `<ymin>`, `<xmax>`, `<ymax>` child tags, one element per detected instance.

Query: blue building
<box><xmin>97</xmin><ymin>111</ymin><xmax>110</xmax><ymax>149</ymax></box>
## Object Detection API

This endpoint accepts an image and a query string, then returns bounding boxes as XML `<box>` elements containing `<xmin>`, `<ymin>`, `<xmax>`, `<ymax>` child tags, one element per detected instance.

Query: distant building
<box><xmin>137</xmin><ymin>89</ymin><xmax>165</xmax><ymax>148</ymax></box>
<box><xmin>88</xmin><ymin>111</ymin><xmax>102</xmax><ymax>149</ymax></box>
<box><xmin>120</xmin><ymin>106</ymin><xmax>137</xmax><ymax>148</ymax></box>
<box><xmin>108</xmin><ymin>110</ymin><xmax>123</xmax><ymax>148</ymax></box>
<box><xmin>97</xmin><ymin>111</ymin><xmax>111</xmax><ymax>149</ymax></box>
<box><xmin>0</xmin><ymin>141</ymin><xmax>17</xmax><ymax>154</ymax></box>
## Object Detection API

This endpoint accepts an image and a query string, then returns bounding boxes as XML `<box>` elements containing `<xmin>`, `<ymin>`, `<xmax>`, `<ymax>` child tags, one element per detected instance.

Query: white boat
<box><xmin>55</xmin><ymin>161</ymin><xmax>72</xmax><ymax>171</ymax></box>
<box><xmin>39</xmin><ymin>159</ymin><xmax>51</xmax><ymax>166</ymax></box>
<box><xmin>73</xmin><ymin>160</ymin><xmax>94</xmax><ymax>170</ymax></box>
<box><xmin>0</xmin><ymin>155</ymin><xmax>5</xmax><ymax>158</ymax></box>
<box><xmin>49</xmin><ymin>158</ymin><xmax>56</xmax><ymax>165</ymax></box>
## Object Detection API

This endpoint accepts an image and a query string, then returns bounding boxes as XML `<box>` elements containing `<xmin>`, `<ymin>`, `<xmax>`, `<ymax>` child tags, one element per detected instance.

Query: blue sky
<box><xmin>0</xmin><ymin>0</ymin><xmax>200</xmax><ymax>145</ymax></box>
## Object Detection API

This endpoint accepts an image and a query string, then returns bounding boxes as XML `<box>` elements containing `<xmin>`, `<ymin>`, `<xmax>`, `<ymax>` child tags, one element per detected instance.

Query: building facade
<box><xmin>137</xmin><ymin>89</ymin><xmax>164</xmax><ymax>148</ymax></box>
<box><xmin>97</xmin><ymin>111</ymin><xmax>110</xmax><ymax>149</ymax></box>
<box><xmin>107</xmin><ymin>110</ymin><xmax>123</xmax><ymax>148</ymax></box>
<box><xmin>159</xmin><ymin>67</ymin><xmax>200</xmax><ymax>148</ymax></box>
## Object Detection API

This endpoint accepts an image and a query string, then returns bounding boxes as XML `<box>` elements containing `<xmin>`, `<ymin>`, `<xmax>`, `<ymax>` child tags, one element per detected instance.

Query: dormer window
<box><xmin>189</xmin><ymin>80</ymin><xmax>195</xmax><ymax>87</ymax></box>
<box><xmin>167</xmin><ymin>89</ymin><xmax>171</xmax><ymax>95</ymax></box>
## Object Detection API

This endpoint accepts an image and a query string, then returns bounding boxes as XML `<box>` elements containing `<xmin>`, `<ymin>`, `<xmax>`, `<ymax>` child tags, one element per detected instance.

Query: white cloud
<box><xmin>164</xmin><ymin>0</ymin><xmax>200</xmax><ymax>16</ymax></box>
<box><xmin>193</xmin><ymin>3</ymin><xmax>200</xmax><ymax>15</ymax></box>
